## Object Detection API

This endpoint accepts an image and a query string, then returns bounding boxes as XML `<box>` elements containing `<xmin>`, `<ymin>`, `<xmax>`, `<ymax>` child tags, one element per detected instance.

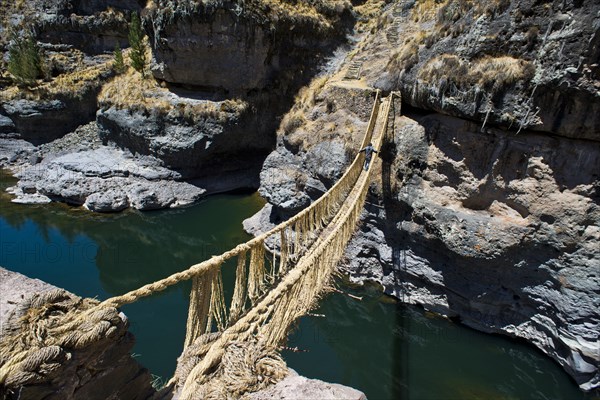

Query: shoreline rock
<box><xmin>245</xmin><ymin>369</ymin><xmax>366</xmax><ymax>400</ymax></box>
<box><xmin>0</xmin><ymin>267</ymin><xmax>156</xmax><ymax>400</ymax></box>
<box><xmin>247</xmin><ymin>107</ymin><xmax>600</xmax><ymax>391</ymax></box>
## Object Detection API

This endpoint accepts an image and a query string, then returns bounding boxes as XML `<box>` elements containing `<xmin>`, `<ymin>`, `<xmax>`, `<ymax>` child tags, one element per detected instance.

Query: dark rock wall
<box><xmin>374</xmin><ymin>0</ymin><xmax>600</xmax><ymax>140</ymax></box>
<box><xmin>1</xmin><ymin>89</ymin><xmax>101</xmax><ymax>145</ymax></box>
<box><xmin>96</xmin><ymin>94</ymin><xmax>276</xmax><ymax>180</ymax></box>
<box><xmin>343</xmin><ymin>109</ymin><xmax>600</xmax><ymax>391</ymax></box>
<box><xmin>146</xmin><ymin>0</ymin><xmax>353</xmax><ymax>94</ymax></box>
<box><xmin>149</xmin><ymin>9</ymin><xmax>274</xmax><ymax>92</ymax></box>
<box><xmin>2</xmin><ymin>0</ymin><xmax>143</xmax><ymax>54</ymax></box>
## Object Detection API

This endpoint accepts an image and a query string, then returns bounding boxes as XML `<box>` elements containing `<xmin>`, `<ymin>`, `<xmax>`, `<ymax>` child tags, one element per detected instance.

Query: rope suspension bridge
<box><xmin>0</xmin><ymin>90</ymin><xmax>399</xmax><ymax>399</ymax></box>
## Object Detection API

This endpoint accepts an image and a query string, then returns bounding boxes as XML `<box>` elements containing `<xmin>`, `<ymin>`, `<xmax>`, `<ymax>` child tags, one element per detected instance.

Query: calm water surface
<box><xmin>0</xmin><ymin>171</ymin><xmax>591</xmax><ymax>399</ymax></box>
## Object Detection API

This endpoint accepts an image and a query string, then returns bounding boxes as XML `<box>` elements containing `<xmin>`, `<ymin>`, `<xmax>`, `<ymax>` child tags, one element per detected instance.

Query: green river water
<box><xmin>0</xmin><ymin>171</ymin><xmax>592</xmax><ymax>400</ymax></box>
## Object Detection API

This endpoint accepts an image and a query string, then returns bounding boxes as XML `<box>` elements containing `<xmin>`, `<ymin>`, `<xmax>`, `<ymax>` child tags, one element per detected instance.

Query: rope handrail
<box><xmin>0</xmin><ymin>89</ymin><xmax>399</xmax><ymax>399</ymax></box>
<box><xmin>99</xmin><ymin>89</ymin><xmax>382</xmax><ymax>309</ymax></box>
<box><xmin>179</xmin><ymin>91</ymin><xmax>397</xmax><ymax>399</ymax></box>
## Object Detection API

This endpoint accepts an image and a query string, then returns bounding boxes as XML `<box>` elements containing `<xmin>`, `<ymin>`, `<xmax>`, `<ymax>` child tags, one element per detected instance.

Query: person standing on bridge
<box><xmin>359</xmin><ymin>142</ymin><xmax>378</xmax><ymax>171</ymax></box>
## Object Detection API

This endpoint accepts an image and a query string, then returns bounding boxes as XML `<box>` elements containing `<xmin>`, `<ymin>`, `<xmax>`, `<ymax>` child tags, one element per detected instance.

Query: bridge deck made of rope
<box><xmin>0</xmin><ymin>90</ymin><xmax>400</xmax><ymax>400</ymax></box>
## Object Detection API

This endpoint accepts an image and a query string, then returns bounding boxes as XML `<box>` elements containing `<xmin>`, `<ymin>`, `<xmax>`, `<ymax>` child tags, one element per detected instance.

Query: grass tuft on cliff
<box><xmin>98</xmin><ymin>68</ymin><xmax>248</xmax><ymax>123</ymax></box>
<box><xmin>147</xmin><ymin>0</ymin><xmax>352</xmax><ymax>36</ymax></box>
<box><xmin>7</xmin><ymin>29</ymin><xmax>44</xmax><ymax>86</ymax></box>
<box><xmin>0</xmin><ymin>57</ymin><xmax>113</xmax><ymax>102</ymax></box>
<box><xmin>418</xmin><ymin>54</ymin><xmax>535</xmax><ymax>94</ymax></box>
<box><xmin>386</xmin><ymin>0</ymin><xmax>535</xmax><ymax>97</ymax></box>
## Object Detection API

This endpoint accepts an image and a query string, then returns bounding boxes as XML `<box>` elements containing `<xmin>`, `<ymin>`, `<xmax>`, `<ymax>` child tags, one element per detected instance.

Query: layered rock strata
<box><xmin>248</xmin><ymin>0</ymin><xmax>600</xmax><ymax>390</ymax></box>
<box><xmin>1</xmin><ymin>0</ymin><xmax>355</xmax><ymax>211</ymax></box>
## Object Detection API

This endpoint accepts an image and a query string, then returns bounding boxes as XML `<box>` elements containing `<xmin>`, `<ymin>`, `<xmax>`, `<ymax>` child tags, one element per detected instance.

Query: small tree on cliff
<box><xmin>128</xmin><ymin>12</ymin><xmax>146</xmax><ymax>77</ymax></box>
<box><xmin>113</xmin><ymin>42</ymin><xmax>125</xmax><ymax>74</ymax></box>
<box><xmin>7</xmin><ymin>29</ymin><xmax>44</xmax><ymax>85</ymax></box>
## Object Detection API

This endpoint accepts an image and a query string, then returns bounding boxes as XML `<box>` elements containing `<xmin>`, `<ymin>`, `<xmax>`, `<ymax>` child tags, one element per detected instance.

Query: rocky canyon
<box><xmin>1</xmin><ymin>0</ymin><xmax>598</xmax><ymax>396</ymax></box>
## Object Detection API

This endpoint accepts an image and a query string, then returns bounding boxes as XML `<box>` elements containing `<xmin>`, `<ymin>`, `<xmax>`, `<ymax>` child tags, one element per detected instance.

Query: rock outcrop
<box><xmin>0</xmin><ymin>267</ymin><xmax>155</xmax><ymax>400</ymax></box>
<box><xmin>6</xmin><ymin>123</ymin><xmax>206</xmax><ymax>211</ymax></box>
<box><xmin>247</xmin><ymin>0</ymin><xmax>600</xmax><ymax>391</ymax></box>
<box><xmin>246</xmin><ymin>369</ymin><xmax>366</xmax><ymax>400</ymax></box>
<box><xmin>1</xmin><ymin>92</ymin><xmax>102</xmax><ymax>145</ymax></box>
<box><xmin>370</xmin><ymin>0</ymin><xmax>600</xmax><ymax>140</ymax></box>
<box><xmin>2</xmin><ymin>0</ymin><xmax>142</xmax><ymax>53</ymax></box>
<box><xmin>96</xmin><ymin>94</ymin><xmax>273</xmax><ymax>183</ymax></box>
<box><xmin>1</xmin><ymin>0</ymin><xmax>357</xmax><ymax>212</ymax></box>
<box><xmin>146</xmin><ymin>0</ymin><xmax>353</xmax><ymax>93</ymax></box>
<box><xmin>342</xmin><ymin>112</ymin><xmax>599</xmax><ymax>391</ymax></box>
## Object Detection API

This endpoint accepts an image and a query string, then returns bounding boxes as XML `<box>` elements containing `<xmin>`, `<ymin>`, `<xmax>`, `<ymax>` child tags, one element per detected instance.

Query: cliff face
<box><xmin>146</xmin><ymin>0</ymin><xmax>353</xmax><ymax>93</ymax></box>
<box><xmin>372</xmin><ymin>0</ymin><xmax>600</xmax><ymax>140</ymax></box>
<box><xmin>249</xmin><ymin>0</ymin><xmax>600</xmax><ymax>392</ymax></box>
<box><xmin>1</xmin><ymin>0</ymin><xmax>354</xmax><ymax>211</ymax></box>
<box><xmin>1</xmin><ymin>0</ymin><xmax>142</xmax><ymax>53</ymax></box>
<box><xmin>343</xmin><ymin>111</ymin><xmax>599</xmax><ymax>391</ymax></box>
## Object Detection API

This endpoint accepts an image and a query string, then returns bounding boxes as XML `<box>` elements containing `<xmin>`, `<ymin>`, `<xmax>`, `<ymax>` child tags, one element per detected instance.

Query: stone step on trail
<box><xmin>344</xmin><ymin>59</ymin><xmax>364</xmax><ymax>80</ymax></box>
<box><xmin>387</xmin><ymin>18</ymin><xmax>402</xmax><ymax>45</ymax></box>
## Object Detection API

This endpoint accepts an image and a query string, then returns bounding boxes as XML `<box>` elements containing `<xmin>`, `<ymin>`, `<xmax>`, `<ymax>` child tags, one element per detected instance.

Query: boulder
<box><xmin>0</xmin><ymin>267</ymin><xmax>156</xmax><ymax>400</ymax></box>
<box><xmin>11</xmin><ymin>147</ymin><xmax>206</xmax><ymax>212</ymax></box>
<box><xmin>246</xmin><ymin>370</ymin><xmax>366</xmax><ymax>400</ymax></box>
<box><xmin>83</xmin><ymin>189</ymin><xmax>129</xmax><ymax>212</ymax></box>
<box><xmin>259</xmin><ymin>147</ymin><xmax>312</xmax><ymax>219</ymax></box>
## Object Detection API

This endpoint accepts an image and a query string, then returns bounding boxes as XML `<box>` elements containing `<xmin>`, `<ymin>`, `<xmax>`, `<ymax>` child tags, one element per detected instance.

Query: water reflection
<box><xmin>286</xmin><ymin>284</ymin><xmax>590</xmax><ymax>400</ymax></box>
<box><xmin>0</xmin><ymin>177</ymin><xmax>263</xmax><ymax>296</ymax></box>
<box><xmin>0</xmin><ymin>174</ymin><xmax>265</xmax><ymax>378</ymax></box>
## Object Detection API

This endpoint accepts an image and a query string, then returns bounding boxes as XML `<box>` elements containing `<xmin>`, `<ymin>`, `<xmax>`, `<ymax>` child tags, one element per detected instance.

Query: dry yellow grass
<box><xmin>294</xmin><ymin>75</ymin><xmax>329</xmax><ymax>110</ymax></box>
<box><xmin>412</xmin><ymin>0</ymin><xmax>448</xmax><ymax>22</ymax></box>
<box><xmin>418</xmin><ymin>54</ymin><xmax>535</xmax><ymax>92</ymax></box>
<box><xmin>388</xmin><ymin>37</ymin><xmax>421</xmax><ymax>72</ymax></box>
<box><xmin>99</xmin><ymin>68</ymin><xmax>166</xmax><ymax>110</ymax></box>
<box><xmin>354</xmin><ymin>0</ymin><xmax>387</xmax><ymax>30</ymax></box>
<box><xmin>99</xmin><ymin>68</ymin><xmax>248</xmax><ymax>123</ymax></box>
<box><xmin>279</xmin><ymin>74</ymin><xmax>330</xmax><ymax>136</ymax></box>
<box><xmin>45</xmin><ymin>60</ymin><xmax>112</xmax><ymax>96</ymax></box>
<box><xmin>0</xmin><ymin>58</ymin><xmax>113</xmax><ymax>102</ymax></box>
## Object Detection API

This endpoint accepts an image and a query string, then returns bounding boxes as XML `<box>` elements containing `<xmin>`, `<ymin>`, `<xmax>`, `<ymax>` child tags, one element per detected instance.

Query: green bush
<box><xmin>7</xmin><ymin>29</ymin><xmax>44</xmax><ymax>85</ymax></box>
<box><xmin>128</xmin><ymin>12</ymin><xmax>146</xmax><ymax>77</ymax></box>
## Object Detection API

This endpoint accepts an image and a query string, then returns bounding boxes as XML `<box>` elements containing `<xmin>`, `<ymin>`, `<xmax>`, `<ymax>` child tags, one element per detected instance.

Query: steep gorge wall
<box><xmin>146</xmin><ymin>0</ymin><xmax>353</xmax><ymax>93</ymax></box>
<box><xmin>344</xmin><ymin>110</ymin><xmax>599</xmax><ymax>391</ymax></box>
<box><xmin>373</xmin><ymin>0</ymin><xmax>600</xmax><ymax>140</ymax></box>
<box><xmin>97</xmin><ymin>0</ymin><xmax>355</xmax><ymax>183</ymax></box>
<box><xmin>1</xmin><ymin>0</ymin><xmax>356</xmax><ymax>211</ymax></box>
<box><xmin>250</xmin><ymin>0</ymin><xmax>600</xmax><ymax>391</ymax></box>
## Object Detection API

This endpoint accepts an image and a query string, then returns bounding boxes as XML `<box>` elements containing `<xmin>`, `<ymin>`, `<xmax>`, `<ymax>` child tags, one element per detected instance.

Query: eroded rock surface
<box><xmin>369</xmin><ymin>0</ymin><xmax>600</xmax><ymax>139</ymax></box>
<box><xmin>0</xmin><ymin>267</ymin><xmax>155</xmax><ymax>400</ymax></box>
<box><xmin>245</xmin><ymin>369</ymin><xmax>366</xmax><ymax>400</ymax></box>
<box><xmin>147</xmin><ymin>0</ymin><xmax>353</xmax><ymax>93</ymax></box>
<box><xmin>248</xmin><ymin>7</ymin><xmax>600</xmax><ymax>388</ymax></box>
<box><xmin>342</xmin><ymin>113</ymin><xmax>599</xmax><ymax>391</ymax></box>
<box><xmin>8</xmin><ymin>135</ymin><xmax>206</xmax><ymax>211</ymax></box>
